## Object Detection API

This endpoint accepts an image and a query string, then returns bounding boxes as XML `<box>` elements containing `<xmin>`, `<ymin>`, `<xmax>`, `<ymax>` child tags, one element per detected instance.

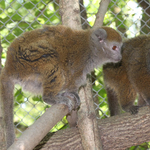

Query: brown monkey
<box><xmin>103</xmin><ymin>35</ymin><xmax>150</xmax><ymax>116</ymax></box>
<box><xmin>0</xmin><ymin>25</ymin><xmax>122</xmax><ymax>148</ymax></box>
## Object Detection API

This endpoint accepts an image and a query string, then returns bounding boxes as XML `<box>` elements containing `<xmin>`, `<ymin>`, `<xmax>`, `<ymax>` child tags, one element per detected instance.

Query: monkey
<box><xmin>0</xmin><ymin>25</ymin><xmax>122</xmax><ymax>148</ymax></box>
<box><xmin>103</xmin><ymin>34</ymin><xmax>150</xmax><ymax>116</ymax></box>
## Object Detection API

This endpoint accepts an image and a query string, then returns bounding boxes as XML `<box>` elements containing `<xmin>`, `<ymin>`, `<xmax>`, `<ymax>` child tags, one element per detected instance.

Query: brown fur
<box><xmin>0</xmin><ymin>25</ymin><xmax>122</xmax><ymax>147</ymax></box>
<box><xmin>103</xmin><ymin>35</ymin><xmax>150</xmax><ymax>116</ymax></box>
<box><xmin>101</xmin><ymin>27</ymin><xmax>122</xmax><ymax>42</ymax></box>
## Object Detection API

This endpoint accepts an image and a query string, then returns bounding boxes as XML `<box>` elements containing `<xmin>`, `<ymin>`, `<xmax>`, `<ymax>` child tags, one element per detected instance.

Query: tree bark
<box><xmin>59</xmin><ymin>0</ymin><xmax>82</xmax><ymax>30</ymax></box>
<box><xmin>98</xmin><ymin>106</ymin><xmax>150</xmax><ymax>150</ymax></box>
<box><xmin>34</xmin><ymin>106</ymin><xmax>150</xmax><ymax>150</ymax></box>
<box><xmin>37</xmin><ymin>127</ymin><xmax>83</xmax><ymax>150</ymax></box>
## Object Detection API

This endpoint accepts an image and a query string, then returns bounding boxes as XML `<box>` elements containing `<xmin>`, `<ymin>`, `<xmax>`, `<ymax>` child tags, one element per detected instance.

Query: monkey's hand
<box><xmin>57</xmin><ymin>92</ymin><xmax>80</xmax><ymax>112</ymax></box>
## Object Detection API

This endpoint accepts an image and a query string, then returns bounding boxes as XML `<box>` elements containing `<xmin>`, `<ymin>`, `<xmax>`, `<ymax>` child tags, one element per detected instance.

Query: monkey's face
<box><xmin>100</xmin><ymin>40</ymin><xmax>122</xmax><ymax>63</ymax></box>
<box><xmin>91</xmin><ymin>27</ymin><xmax>122</xmax><ymax>64</ymax></box>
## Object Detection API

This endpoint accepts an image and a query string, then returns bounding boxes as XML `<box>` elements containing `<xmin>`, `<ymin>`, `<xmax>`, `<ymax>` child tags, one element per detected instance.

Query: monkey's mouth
<box><xmin>114</xmin><ymin>57</ymin><xmax>122</xmax><ymax>62</ymax></box>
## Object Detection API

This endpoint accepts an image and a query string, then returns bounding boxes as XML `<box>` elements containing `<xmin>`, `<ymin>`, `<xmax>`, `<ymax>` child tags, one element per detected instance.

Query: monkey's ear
<box><xmin>93</xmin><ymin>28</ymin><xmax>107</xmax><ymax>42</ymax></box>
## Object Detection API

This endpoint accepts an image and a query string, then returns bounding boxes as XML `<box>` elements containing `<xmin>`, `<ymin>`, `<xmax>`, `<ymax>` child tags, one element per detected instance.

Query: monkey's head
<box><xmin>91</xmin><ymin>26</ymin><xmax>122</xmax><ymax>64</ymax></box>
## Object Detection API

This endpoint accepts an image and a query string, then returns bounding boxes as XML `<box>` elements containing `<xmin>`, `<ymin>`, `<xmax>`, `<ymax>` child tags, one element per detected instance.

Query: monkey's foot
<box><xmin>57</xmin><ymin>92</ymin><xmax>80</xmax><ymax>112</ymax></box>
<box><xmin>63</xmin><ymin>92</ymin><xmax>80</xmax><ymax>110</ymax></box>
<box><xmin>129</xmin><ymin>106</ymin><xmax>140</xmax><ymax>114</ymax></box>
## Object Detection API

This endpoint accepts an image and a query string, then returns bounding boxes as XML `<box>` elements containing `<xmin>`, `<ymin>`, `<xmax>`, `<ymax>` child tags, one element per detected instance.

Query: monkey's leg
<box><xmin>66</xmin><ymin>110</ymin><xmax>78</xmax><ymax>127</ymax></box>
<box><xmin>130</xmin><ymin>70</ymin><xmax>150</xmax><ymax>107</ymax></box>
<box><xmin>118</xmin><ymin>85</ymin><xmax>138</xmax><ymax>114</ymax></box>
<box><xmin>58</xmin><ymin>92</ymin><xmax>80</xmax><ymax>127</ymax></box>
<box><xmin>43</xmin><ymin>88</ymin><xmax>80</xmax><ymax>110</ymax></box>
<box><xmin>43</xmin><ymin>88</ymin><xmax>80</xmax><ymax>127</ymax></box>
<box><xmin>106</xmin><ymin>87</ymin><xmax>121</xmax><ymax>116</ymax></box>
<box><xmin>0</xmin><ymin>73</ymin><xmax>15</xmax><ymax>148</ymax></box>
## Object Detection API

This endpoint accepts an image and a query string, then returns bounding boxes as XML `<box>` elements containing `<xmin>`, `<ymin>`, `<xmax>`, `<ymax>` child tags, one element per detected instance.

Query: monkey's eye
<box><xmin>112</xmin><ymin>46</ymin><xmax>117</xmax><ymax>50</ymax></box>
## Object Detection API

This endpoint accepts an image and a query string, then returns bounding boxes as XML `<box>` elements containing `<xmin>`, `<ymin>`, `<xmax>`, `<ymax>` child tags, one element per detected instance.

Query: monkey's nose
<box><xmin>115</xmin><ymin>56</ymin><xmax>122</xmax><ymax>62</ymax></box>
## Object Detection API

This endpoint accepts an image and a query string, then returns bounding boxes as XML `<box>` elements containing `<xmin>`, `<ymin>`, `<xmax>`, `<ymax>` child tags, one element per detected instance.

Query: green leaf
<box><xmin>32</xmin><ymin>96</ymin><xmax>42</xmax><ymax>102</ymax></box>
<box><xmin>24</xmin><ymin>2</ymin><xmax>35</xmax><ymax>9</ymax></box>
<box><xmin>11</xmin><ymin>13</ymin><xmax>22</xmax><ymax>21</ymax></box>
<box><xmin>0</xmin><ymin>0</ymin><xmax>5</xmax><ymax>9</ymax></box>
<box><xmin>14</xmin><ymin>89</ymin><xmax>24</xmax><ymax>103</ymax></box>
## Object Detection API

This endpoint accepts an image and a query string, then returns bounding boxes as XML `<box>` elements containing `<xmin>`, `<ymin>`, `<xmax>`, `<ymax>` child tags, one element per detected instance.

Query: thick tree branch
<box><xmin>93</xmin><ymin>0</ymin><xmax>111</xmax><ymax>28</ymax></box>
<box><xmin>38</xmin><ymin>127</ymin><xmax>83</xmax><ymax>150</ymax></box>
<box><xmin>35</xmin><ymin>106</ymin><xmax>150</xmax><ymax>150</ymax></box>
<box><xmin>99</xmin><ymin>106</ymin><xmax>150</xmax><ymax>150</ymax></box>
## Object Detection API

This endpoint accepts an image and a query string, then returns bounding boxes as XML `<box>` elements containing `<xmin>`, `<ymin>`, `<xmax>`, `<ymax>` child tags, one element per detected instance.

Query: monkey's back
<box><xmin>103</xmin><ymin>35</ymin><xmax>150</xmax><ymax>115</ymax></box>
<box><xmin>3</xmin><ymin>25</ymin><xmax>91</xmax><ymax>94</ymax></box>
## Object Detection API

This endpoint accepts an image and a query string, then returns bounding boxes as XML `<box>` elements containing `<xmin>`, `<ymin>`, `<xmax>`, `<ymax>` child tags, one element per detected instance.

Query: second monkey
<box><xmin>103</xmin><ymin>34</ymin><xmax>150</xmax><ymax>116</ymax></box>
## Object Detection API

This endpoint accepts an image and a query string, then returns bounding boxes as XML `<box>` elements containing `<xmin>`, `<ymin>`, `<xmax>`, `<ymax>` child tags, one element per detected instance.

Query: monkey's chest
<box><xmin>64</xmin><ymin>73</ymin><xmax>87</xmax><ymax>92</ymax></box>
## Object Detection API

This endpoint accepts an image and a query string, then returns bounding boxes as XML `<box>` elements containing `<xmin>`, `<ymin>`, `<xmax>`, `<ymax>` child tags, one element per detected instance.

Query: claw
<box><xmin>129</xmin><ymin>106</ymin><xmax>139</xmax><ymax>114</ymax></box>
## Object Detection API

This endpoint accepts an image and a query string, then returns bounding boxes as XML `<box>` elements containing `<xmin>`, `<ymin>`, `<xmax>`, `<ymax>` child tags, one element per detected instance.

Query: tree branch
<box><xmin>59</xmin><ymin>0</ymin><xmax>82</xmax><ymax>30</ymax></box>
<box><xmin>78</xmin><ymin>76</ymin><xmax>102</xmax><ymax>150</ymax></box>
<box><xmin>93</xmin><ymin>0</ymin><xmax>111</xmax><ymax>28</ymax></box>
<box><xmin>8</xmin><ymin>104</ymin><xmax>69</xmax><ymax>150</ymax></box>
<box><xmin>99</xmin><ymin>106</ymin><xmax>150</xmax><ymax>150</ymax></box>
<box><xmin>59</xmin><ymin>0</ymin><xmax>81</xmax><ymax>29</ymax></box>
